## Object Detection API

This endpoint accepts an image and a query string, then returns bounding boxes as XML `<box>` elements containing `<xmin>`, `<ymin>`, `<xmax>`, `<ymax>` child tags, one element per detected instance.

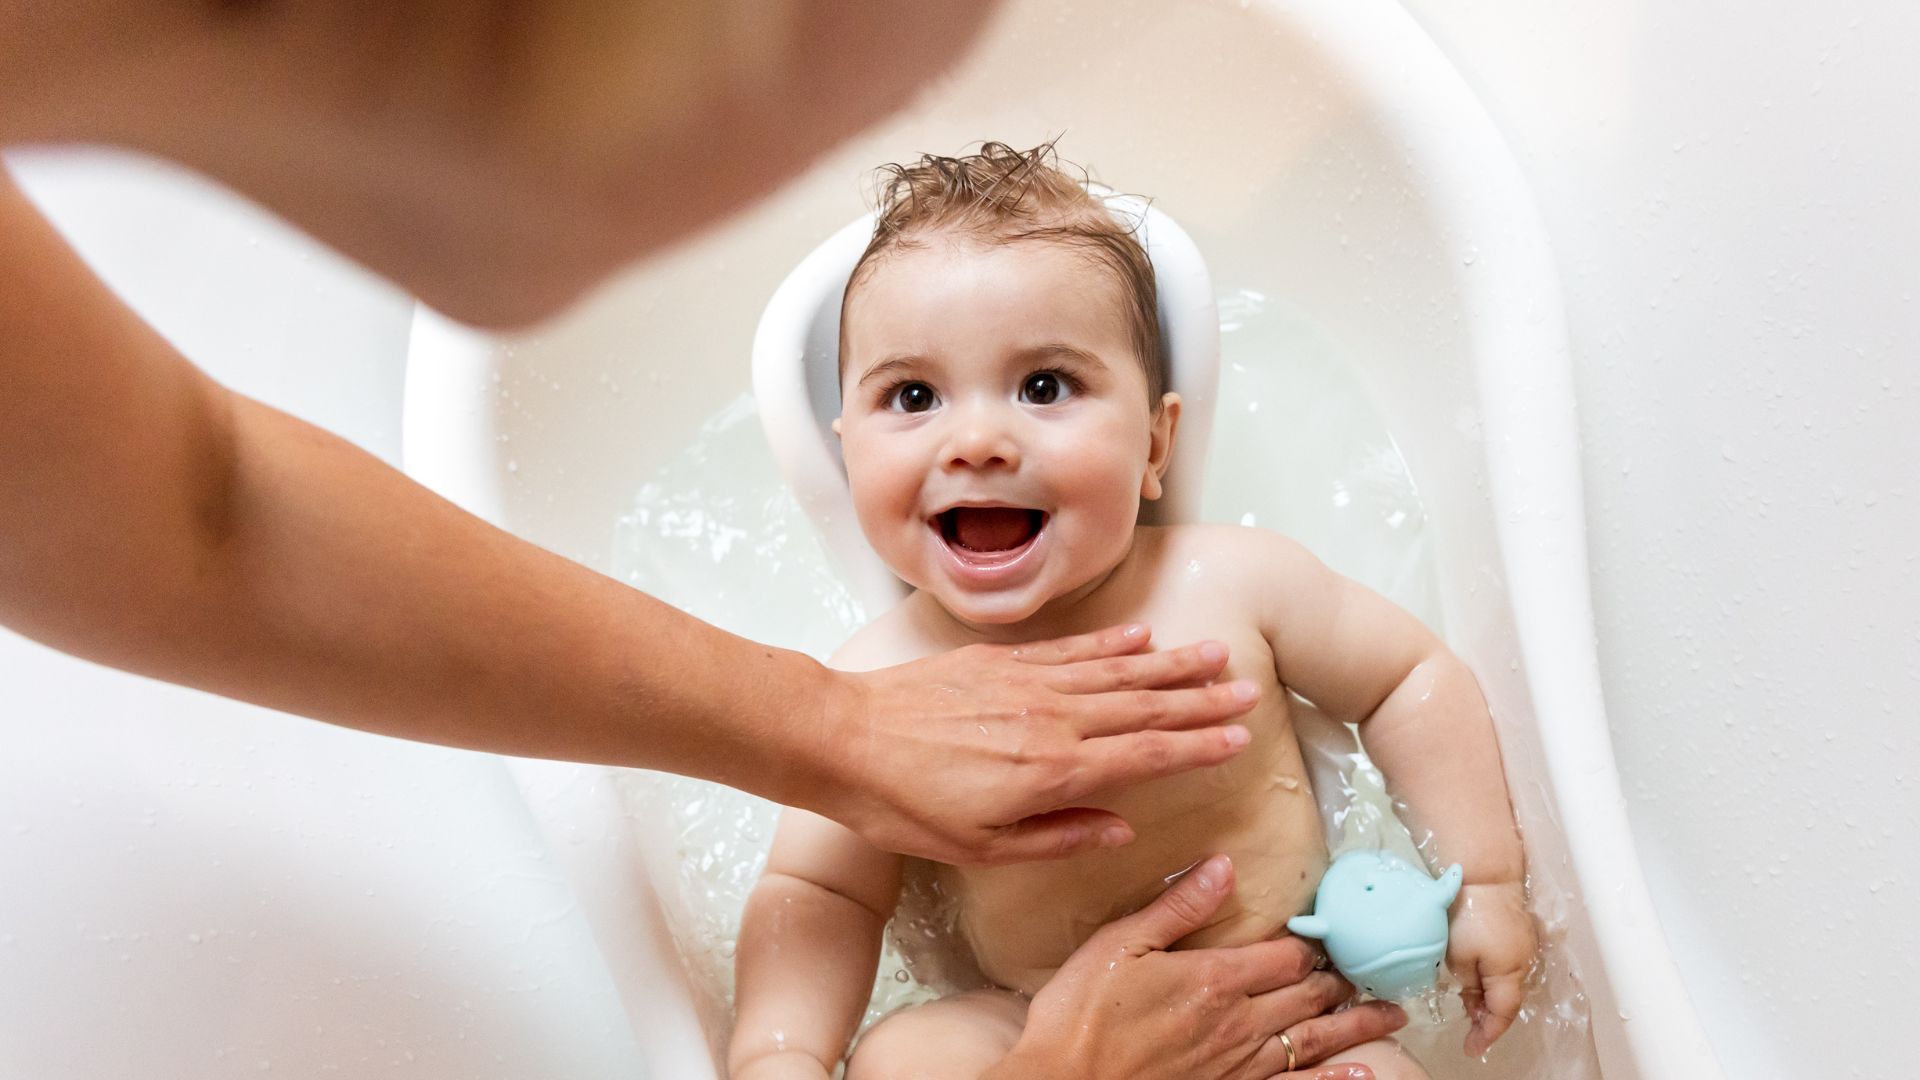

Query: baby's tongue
<box><xmin>950</xmin><ymin>508</ymin><xmax>1036</xmax><ymax>552</ymax></box>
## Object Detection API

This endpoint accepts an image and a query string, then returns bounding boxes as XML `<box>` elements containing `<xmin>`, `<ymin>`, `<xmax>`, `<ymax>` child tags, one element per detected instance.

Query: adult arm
<box><xmin>0</xmin><ymin>173</ymin><xmax>1258</xmax><ymax>864</ymax></box>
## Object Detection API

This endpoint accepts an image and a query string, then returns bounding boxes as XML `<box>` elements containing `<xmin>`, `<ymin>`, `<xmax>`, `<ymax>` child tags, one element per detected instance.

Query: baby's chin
<box><xmin>923</xmin><ymin>587</ymin><xmax>1052</xmax><ymax>628</ymax></box>
<box><xmin>912</xmin><ymin>564</ymin><xmax>1114</xmax><ymax>630</ymax></box>
<box><xmin>893</xmin><ymin>541</ymin><xmax>1136</xmax><ymax>631</ymax></box>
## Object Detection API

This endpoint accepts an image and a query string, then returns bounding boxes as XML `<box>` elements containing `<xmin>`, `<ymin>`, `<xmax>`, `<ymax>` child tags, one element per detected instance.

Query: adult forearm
<box><xmin>204</xmin><ymin>394</ymin><xmax>834</xmax><ymax>781</ymax></box>
<box><xmin>0</xmin><ymin>172</ymin><xmax>833</xmax><ymax>792</ymax></box>
<box><xmin>1358</xmin><ymin>655</ymin><xmax>1525</xmax><ymax>884</ymax></box>
<box><xmin>9</xmin><ymin>384</ymin><xmax>835</xmax><ymax>791</ymax></box>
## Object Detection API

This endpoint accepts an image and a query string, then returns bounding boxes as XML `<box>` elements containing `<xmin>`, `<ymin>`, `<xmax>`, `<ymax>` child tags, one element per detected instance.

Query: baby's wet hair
<box><xmin>841</xmin><ymin>140</ymin><xmax>1167</xmax><ymax>405</ymax></box>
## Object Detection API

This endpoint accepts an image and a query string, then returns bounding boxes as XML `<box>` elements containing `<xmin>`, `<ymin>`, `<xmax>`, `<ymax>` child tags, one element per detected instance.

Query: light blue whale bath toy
<box><xmin>1286</xmin><ymin>850</ymin><xmax>1464</xmax><ymax>1000</ymax></box>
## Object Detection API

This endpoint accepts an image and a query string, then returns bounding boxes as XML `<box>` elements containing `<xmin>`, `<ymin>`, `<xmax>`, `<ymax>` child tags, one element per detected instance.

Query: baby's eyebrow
<box><xmin>856</xmin><ymin>355</ymin><xmax>923</xmax><ymax>388</ymax></box>
<box><xmin>854</xmin><ymin>344</ymin><xmax>1105</xmax><ymax>389</ymax></box>
<box><xmin>1016</xmin><ymin>343</ymin><xmax>1106</xmax><ymax>368</ymax></box>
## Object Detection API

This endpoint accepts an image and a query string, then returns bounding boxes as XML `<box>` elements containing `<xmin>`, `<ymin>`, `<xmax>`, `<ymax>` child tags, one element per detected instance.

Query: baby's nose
<box><xmin>943</xmin><ymin>405</ymin><xmax>1022</xmax><ymax>470</ymax></box>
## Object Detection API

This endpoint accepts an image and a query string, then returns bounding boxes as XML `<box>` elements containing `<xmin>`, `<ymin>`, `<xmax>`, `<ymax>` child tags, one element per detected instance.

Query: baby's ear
<box><xmin>1141</xmin><ymin>393</ymin><xmax>1182</xmax><ymax>501</ymax></box>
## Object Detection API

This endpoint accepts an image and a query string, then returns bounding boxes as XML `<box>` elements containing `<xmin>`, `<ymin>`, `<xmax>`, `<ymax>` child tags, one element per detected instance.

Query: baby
<box><xmin>728</xmin><ymin>143</ymin><xmax>1536</xmax><ymax>1080</ymax></box>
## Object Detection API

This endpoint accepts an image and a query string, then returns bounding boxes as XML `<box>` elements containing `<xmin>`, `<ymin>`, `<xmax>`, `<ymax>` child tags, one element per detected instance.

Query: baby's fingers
<box><xmin>1463</xmin><ymin>964</ymin><xmax>1524</xmax><ymax>1057</ymax></box>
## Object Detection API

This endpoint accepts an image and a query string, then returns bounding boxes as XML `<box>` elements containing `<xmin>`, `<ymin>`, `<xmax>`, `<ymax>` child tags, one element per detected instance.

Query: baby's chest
<box><xmin>1098</xmin><ymin>587</ymin><xmax>1282</xmax><ymax>695</ymax></box>
<box><xmin>941</xmin><ymin>731</ymin><xmax>1326</xmax><ymax>986</ymax></box>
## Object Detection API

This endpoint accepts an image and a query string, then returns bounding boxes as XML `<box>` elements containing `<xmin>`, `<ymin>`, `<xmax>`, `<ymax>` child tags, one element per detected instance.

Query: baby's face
<box><xmin>837</xmin><ymin>237</ymin><xmax>1177</xmax><ymax>626</ymax></box>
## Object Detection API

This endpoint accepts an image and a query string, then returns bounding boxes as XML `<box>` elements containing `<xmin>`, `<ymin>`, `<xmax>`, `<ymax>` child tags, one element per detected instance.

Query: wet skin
<box><xmin>832</xmin><ymin>237</ymin><xmax>1327</xmax><ymax>993</ymax></box>
<box><xmin>879</xmin><ymin>525</ymin><xmax>1333</xmax><ymax>994</ymax></box>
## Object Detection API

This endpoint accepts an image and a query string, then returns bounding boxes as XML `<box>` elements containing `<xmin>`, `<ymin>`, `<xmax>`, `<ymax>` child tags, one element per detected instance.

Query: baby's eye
<box><xmin>888</xmin><ymin>382</ymin><xmax>939</xmax><ymax>413</ymax></box>
<box><xmin>1020</xmin><ymin>371</ymin><xmax>1072</xmax><ymax>405</ymax></box>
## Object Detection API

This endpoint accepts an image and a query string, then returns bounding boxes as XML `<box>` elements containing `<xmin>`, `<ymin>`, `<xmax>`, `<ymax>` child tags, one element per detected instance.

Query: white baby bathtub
<box><xmin>402</xmin><ymin>1</ymin><xmax>1722</xmax><ymax>1076</ymax></box>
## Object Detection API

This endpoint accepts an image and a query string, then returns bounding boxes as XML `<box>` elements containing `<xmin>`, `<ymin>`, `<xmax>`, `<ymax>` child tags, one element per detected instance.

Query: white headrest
<box><xmin>751</xmin><ymin>196</ymin><xmax>1220</xmax><ymax>615</ymax></box>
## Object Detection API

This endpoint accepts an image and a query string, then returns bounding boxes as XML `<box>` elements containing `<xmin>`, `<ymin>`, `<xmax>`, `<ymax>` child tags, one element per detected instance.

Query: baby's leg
<box><xmin>844</xmin><ymin>988</ymin><xmax>1028</xmax><ymax>1080</ymax></box>
<box><xmin>1327</xmin><ymin>1037</ymin><xmax>1430</xmax><ymax>1080</ymax></box>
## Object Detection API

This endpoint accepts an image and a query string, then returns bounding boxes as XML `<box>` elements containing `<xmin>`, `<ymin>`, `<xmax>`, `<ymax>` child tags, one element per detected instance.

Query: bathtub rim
<box><xmin>1290</xmin><ymin>1</ymin><xmax>1722</xmax><ymax>1074</ymax></box>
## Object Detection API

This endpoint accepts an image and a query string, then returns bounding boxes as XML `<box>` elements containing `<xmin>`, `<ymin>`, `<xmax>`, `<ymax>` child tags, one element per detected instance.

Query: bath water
<box><xmin>610</xmin><ymin>287</ymin><xmax>1590</xmax><ymax>1076</ymax></box>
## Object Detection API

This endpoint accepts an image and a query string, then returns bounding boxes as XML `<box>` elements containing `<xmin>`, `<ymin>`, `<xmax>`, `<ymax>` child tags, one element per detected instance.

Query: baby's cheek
<box><xmin>1086</xmin><ymin>468</ymin><xmax>1149</xmax><ymax>530</ymax></box>
<box><xmin>846</xmin><ymin>482</ymin><xmax>916</xmax><ymax>566</ymax></box>
<box><xmin>1070</xmin><ymin>500</ymin><xmax>1146</xmax><ymax>573</ymax></box>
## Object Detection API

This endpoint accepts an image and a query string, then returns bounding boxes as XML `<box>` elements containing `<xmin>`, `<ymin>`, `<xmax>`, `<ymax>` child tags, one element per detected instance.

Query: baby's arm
<box><xmin>731</xmin><ymin>807</ymin><xmax>904</xmax><ymax>1080</ymax></box>
<box><xmin>1254</xmin><ymin>536</ymin><xmax>1521</xmax><ymax>883</ymax></box>
<box><xmin>1245</xmin><ymin>530</ymin><xmax>1531</xmax><ymax>1054</ymax></box>
<box><xmin>731</xmin><ymin>631</ymin><xmax>910</xmax><ymax>1079</ymax></box>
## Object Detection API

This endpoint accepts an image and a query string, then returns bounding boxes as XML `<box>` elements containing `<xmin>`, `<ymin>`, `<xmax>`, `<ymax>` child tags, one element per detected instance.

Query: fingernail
<box><xmin>1223</xmin><ymin>724</ymin><xmax>1251</xmax><ymax>748</ymax></box>
<box><xmin>1198</xmin><ymin>640</ymin><xmax>1226</xmax><ymax>663</ymax></box>
<box><xmin>1122</xmin><ymin>623</ymin><xmax>1148</xmax><ymax>639</ymax></box>
<box><xmin>1229</xmin><ymin>679</ymin><xmax>1259</xmax><ymax>704</ymax></box>
<box><xmin>1100</xmin><ymin>825</ymin><xmax>1133</xmax><ymax>847</ymax></box>
<box><xmin>1193</xmin><ymin>854</ymin><xmax>1231</xmax><ymax>890</ymax></box>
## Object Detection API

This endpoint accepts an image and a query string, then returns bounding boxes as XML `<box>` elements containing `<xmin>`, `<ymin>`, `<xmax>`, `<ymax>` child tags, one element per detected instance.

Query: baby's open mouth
<box><xmin>936</xmin><ymin>507</ymin><xmax>1047</xmax><ymax>556</ymax></box>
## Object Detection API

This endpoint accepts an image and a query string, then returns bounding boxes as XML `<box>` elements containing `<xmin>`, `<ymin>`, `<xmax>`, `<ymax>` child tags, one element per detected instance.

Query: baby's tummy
<box><xmin>944</xmin><ymin>782</ymin><xmax>1329</xmax><ymax>995</ymax></box>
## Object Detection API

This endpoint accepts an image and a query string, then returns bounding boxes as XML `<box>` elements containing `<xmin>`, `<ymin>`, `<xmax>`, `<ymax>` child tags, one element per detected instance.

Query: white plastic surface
<box><xmin>1398</xmin><ymin>4</ymin><xmax>1920</xmax><ymax>1077</ymax></box>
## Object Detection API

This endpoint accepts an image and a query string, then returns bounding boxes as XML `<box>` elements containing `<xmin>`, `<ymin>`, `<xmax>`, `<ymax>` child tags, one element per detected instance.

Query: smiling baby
<box><xmin>727</xmin><ymin>142</ymin><xmax>1536</xmax><ymax>1080</ymax></box>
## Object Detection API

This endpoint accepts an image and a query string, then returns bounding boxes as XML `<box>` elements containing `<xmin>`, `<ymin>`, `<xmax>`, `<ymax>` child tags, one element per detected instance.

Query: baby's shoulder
<box><xmin>828</xmin><ymin>593</ymin><xmax>947</xmax><ymax>673</ymax></box>
<box><xmin>1137</xmin><ymin>523</ymin><xmax>1322</xmax><ymax>589</ymax></box>
<box><xmin>1129</xmin><ymin>524</ymin><xmax>1335</xmax><ymax>631</ymax></box>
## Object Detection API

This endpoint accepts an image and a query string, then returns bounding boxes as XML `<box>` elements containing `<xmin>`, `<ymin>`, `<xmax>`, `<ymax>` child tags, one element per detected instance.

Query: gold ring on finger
<box><xmin>1279</xmin><ymin>1030</ymin><xmax>1298</xmax><ymax>1071</ymax></box>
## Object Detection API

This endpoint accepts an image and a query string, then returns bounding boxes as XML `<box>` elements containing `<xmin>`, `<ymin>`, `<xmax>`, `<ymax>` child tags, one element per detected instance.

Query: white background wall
<box><xmin>1400</xmin><ymin>3</ymin><xmax>1918</xmax><ymax>1077</ymax></box>
<box><xmin>3</xmin><ymin>2</ymin><xmax>1915</xmax><ymax>1078</ymax></box>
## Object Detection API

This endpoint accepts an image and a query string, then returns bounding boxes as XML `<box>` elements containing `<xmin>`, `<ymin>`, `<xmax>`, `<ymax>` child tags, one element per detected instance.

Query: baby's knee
<box><xmin>1325</xmin><ymin>1037</ymin><xmax>1430</xmax><ymax>1080</ymax></box>
<box><xmin>845</xmin><ymin>991</ymin><xmax>1025</xmax><ymax>1080</ymax></box>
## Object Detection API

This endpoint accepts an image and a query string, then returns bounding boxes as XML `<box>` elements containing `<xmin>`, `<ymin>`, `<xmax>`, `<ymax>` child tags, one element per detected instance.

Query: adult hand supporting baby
<box><xmin>815</xmin><ymin>625</ymin><xmax>1261</xmax><ymax>865</ymax></box>
<box><xmin>984</xmin><ymin>855</ymin><xmax>1406</xmax><ymax>1080</ymax></box>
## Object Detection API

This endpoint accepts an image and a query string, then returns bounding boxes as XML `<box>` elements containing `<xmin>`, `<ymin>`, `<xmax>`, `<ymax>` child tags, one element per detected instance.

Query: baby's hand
<box><xmin>1445</xmin><ymin>880</ymin><xmax>1536</xmax><ymax>1057</ymax></box>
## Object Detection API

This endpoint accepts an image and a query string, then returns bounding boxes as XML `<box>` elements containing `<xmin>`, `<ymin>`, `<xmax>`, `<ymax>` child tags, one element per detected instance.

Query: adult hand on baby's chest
<box><xmin>816</xmin><ymin>624</ymin><xmax>1261</xmax><ymax>865</ymax></box>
